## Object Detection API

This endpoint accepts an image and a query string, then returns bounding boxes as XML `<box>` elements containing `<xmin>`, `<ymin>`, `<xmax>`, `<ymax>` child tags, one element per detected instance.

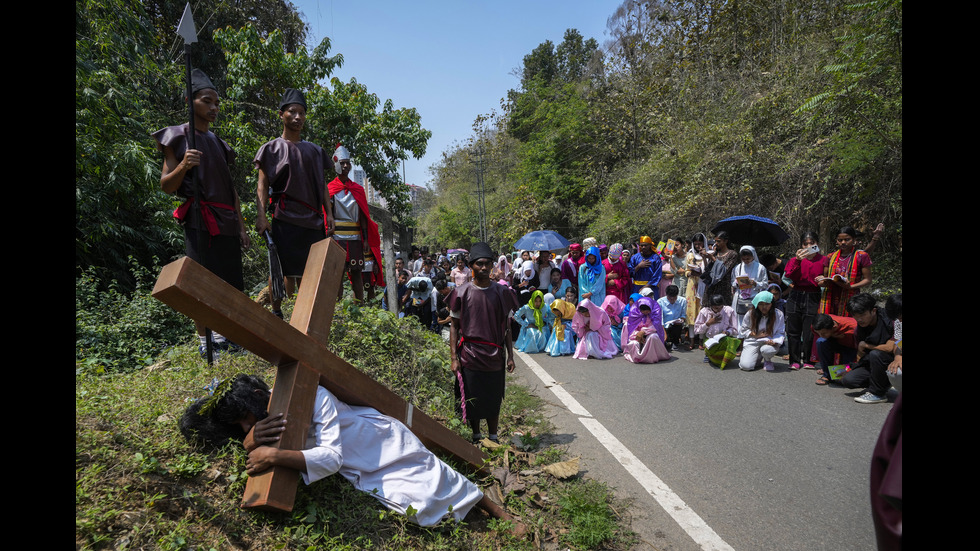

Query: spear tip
<box><xmin>177</xmin><ymin>3</ymin><xmax>198</xmax><ymax>45</ymax></box>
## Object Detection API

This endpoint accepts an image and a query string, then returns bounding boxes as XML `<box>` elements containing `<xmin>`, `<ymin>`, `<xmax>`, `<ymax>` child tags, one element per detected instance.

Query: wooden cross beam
<box><xmin>153</xmin><ymin>238</ymin><xmax>488</xmax><ymax>512</ymax></box>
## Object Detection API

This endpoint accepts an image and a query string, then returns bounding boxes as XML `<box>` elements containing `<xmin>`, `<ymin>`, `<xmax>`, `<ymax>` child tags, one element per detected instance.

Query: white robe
<box><xmin>300</xmin><ymin>386</ymin><xmax>483</xmax><ymax>526</ymax></box>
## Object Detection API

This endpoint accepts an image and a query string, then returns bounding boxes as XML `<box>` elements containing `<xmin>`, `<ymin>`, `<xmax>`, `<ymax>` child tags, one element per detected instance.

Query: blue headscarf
<box><xmin>583</xmin><ymin>246</ymin><xmax>603</xmax><ymax>284</ymax></box>
<box><xmin>622</xmin><ymin>292</ymin><xmax>643</xmax><ymax>319</ymax></box>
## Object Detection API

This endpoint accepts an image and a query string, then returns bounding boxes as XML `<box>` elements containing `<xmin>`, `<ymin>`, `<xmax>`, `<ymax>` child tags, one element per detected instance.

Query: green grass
<box><xmin>77</xmin><ymin>296</ymin><xmax>637</xmax><ymax>550</ymax></box>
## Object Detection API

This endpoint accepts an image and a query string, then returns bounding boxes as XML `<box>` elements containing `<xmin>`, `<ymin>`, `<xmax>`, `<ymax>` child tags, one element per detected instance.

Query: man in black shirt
<box><xmin>841</xmin><ymin>294</ymin><xmax>895</xmax><ymax>404</ymax></box>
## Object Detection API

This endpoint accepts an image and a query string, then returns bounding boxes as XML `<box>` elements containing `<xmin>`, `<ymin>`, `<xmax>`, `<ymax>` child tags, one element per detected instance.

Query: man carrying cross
<box><xmin>327</xmin><ymin>145</ymin><xmax>382</xmax><ymax>302</ymax></box>
<box><xmin>180</xmin><ymin>373</ymin><xmax>526</xmax><ymax>532</ymax></box>
<box><xmin>153</xmin><ymin>69</ymin><xmax>250</xmax><ymax>357</ymax></box>
<box><xmin>254</xmin><ymin>88</ymin><xmax>333</xmax><ymax>318</ymax></box>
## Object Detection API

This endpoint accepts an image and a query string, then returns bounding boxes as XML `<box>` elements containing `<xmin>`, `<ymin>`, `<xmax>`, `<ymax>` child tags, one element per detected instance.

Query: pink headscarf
<box><xmin>600</xmin><ymin>295</ymin><xmax>626</xmax><ymax>325</ymax></box>
<box><xmin>572</xmin><ymin>298</ymin><xmax>610</xmax><ymax>335</ymax></box>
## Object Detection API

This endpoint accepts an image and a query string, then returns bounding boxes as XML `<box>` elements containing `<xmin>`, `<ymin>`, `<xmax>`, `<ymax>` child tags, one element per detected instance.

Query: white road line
<box><xmin>516</xmin><ymin>350</ymin><xmax>734</xmax><ymax>551</ymax></box>
<box><xmin>578</xmin><ymin>417</ymin><xmax>735</xmax><ymax>551</ymax></box>
<box><xmin>516</xmin><ymin>351</ymin><xmax>592</xmax><ymax>417</ymax></box>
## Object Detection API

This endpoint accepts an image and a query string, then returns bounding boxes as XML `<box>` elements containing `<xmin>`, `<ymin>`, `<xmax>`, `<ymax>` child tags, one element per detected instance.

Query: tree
<box><xmin>77</xmin><ymin>0</ymin><xmax>433</xmax><ymax>290</ymax></box>
<box><xmin>216</xmin><ymin>25</ymin><xmax>430</xmax><ymax>223</ymax></box>
<box><xmin>76</xmin><ymin>0</ymin><xmax>178</xmax><ymax>287</ymax></box>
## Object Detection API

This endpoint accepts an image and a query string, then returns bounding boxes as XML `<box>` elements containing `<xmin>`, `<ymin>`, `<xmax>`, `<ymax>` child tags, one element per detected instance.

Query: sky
<box><xmin>289</xmin><ymin>0</ymin><xmax>624</xmax><ymax>190</ymax></box>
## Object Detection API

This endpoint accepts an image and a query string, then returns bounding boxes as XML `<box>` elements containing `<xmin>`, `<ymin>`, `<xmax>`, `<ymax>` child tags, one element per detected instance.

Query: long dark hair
<box><xmin>749</xmin><ymin>302</ymin><xmax>777</xmax><ymax>336</ymax></box>
<box><xmin>713</xmin><ymin>230</ymin><xmax>734</xmax><ymax>251</ymax></box>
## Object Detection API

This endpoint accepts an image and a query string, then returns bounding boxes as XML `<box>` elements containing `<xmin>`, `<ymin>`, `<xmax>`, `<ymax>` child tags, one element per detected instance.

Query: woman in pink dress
<box><xmin>600</xmin><ymin>294</ymin><xmax>627</xmax><ymax>353</ymax></box>
<box><xmin>571</xmin><ymin>299</ymin><xmax>618</xmax><ymax>360</ymax></box>
<box><xmin>622</xmin><ymin>297</ymin><xmax>671</xmax><ymax>364</ymax></box>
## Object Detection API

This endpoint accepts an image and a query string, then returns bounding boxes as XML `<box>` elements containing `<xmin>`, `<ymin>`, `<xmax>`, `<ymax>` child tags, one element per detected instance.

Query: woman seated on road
<box><xmin>738</xmin><ymin>291</ymin><xmax>786</xmax><ymax>372</ymax></box>
<box><xmin>622</xmin><ymin>296</ymin><xmax>672</xmax><ymax>364</ymax></box>
<box><xmin>600</xmin><ymin>294</ymin><xmax>627</xmax><ymax>353</ymax></box>
<box><xmin>572</xmin><ymin>298</ymin><xmax>618</xmax><ymax>360</ymax></box>
<box><xmin>514</xmin><ymin>290</ymin><xmax>552</xmax><ymax>354</ymax></box>
<box><xmin>693</xmin><ymin>294</ymin><xmax>741</xmax><ymax>369</ymax></box>
<box><xmin>546</xmin><ymin>287</ymin><xmax>578</xmax><ymax>357</ymax></box>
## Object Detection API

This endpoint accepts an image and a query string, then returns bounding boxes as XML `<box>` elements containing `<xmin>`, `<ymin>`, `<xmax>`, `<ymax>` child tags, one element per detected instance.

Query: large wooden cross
<box><xmin>153</xmin><ymin>238</ymin><xmax>488</xmax><ymax>512</ymax></box>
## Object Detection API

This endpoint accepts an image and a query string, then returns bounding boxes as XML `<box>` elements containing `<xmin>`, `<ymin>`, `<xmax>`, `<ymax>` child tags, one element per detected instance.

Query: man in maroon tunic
<box><xmin>448</xmin><ymin>242</ymin><xmax>520</xmax><ymax>443</ymax></box>
<box><xmin>153</xmin><ymin>69</ymin><xmax>250</xmax><ymax>356</ymax></box>
<box><xmin>254</xmin><ymin>88</ymin><xmax>332</xmax><ymax>317</ymax></box>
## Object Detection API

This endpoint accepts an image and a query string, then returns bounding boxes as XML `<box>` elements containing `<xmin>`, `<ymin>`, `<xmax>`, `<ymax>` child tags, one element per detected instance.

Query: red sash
<box><xmin>173</xmin><ymin>197</ymin><xmax>234</xmax><ymax>237</ymax></box>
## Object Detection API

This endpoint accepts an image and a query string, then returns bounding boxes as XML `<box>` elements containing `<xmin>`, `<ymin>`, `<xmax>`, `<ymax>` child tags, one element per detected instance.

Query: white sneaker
<box><xmin>854</xmin><ymin>392</ymin><xmax>886</xmax><ymax>404</ymax></box>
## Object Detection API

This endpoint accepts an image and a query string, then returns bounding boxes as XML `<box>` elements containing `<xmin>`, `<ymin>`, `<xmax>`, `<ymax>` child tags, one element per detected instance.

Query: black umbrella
<box><xmin>711</xmin><ymin>215</ymin><xmax>790</xmax><ymax>246</ymax></box>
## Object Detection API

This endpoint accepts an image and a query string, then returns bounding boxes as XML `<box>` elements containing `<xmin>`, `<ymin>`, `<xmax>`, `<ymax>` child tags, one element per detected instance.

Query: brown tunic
<box><xmin>449</xmin><ymin>282</ymin><xmax>519</xmax><ymax>372</ymax></box>
<box><xmin>253</xmin><ymin>137</ymin><xmax>330</xmax><ymax>230</ymax></box>
<box><xmin>152</xmin><ymin>124</ymin><xmax>239</xmax><ymax>236</ymax></box>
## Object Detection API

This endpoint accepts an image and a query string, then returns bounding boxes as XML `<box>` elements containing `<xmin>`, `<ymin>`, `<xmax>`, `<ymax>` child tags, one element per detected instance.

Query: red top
<box><xmin>785</xmin><ymin>254</ymin><xmax>829</xmax><ymax>292</ymax></box>
<box><xmin>813</xmin><ymin>314</ymin><xmax>857</xmax><ymax>349</ymax></box>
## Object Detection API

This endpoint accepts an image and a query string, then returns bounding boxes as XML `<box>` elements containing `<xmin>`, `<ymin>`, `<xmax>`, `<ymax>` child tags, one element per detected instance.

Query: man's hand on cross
<box><xmin>245</xmin><ymin>412</ymin><xmax>286</xmax><ymax>452</ymax></box>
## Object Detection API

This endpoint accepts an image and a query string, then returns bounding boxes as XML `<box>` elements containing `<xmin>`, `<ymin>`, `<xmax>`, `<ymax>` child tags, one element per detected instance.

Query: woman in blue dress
<box><xmin>515</xmin><ymin>290</ymin><xmax>553</xmax><ymax>353</ymax></box>
<box><xmin>578</xmin><ymin>246</ymin><xmax>606</xmax><ymax>304</ymax></box>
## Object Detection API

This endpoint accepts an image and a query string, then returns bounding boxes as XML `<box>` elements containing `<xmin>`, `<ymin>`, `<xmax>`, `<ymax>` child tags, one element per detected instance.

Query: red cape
<box><xmin>326</xmin><ymin>177</ymin><xmax>385</xmax><ymax>287</ymax></box>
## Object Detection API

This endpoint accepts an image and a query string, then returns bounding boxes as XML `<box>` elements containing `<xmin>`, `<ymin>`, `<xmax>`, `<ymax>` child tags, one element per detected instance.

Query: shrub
<box><xmin>76</xmin><ymin>258</ymin><xmax>192</xmax><ymax>372</ymax></box>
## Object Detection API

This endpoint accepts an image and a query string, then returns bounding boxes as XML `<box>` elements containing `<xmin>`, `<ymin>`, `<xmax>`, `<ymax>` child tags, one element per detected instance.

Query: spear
<box><xmin>177</xmin><ymin>3</ymin><xmax>214</xmax><ymax>365</ymax></box>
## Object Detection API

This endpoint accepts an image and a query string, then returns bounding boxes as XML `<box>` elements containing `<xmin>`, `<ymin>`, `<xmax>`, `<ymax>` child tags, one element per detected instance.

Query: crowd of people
<box><xmin>159</xmin><ymin>72</ymin><xmax>898</xmax><ymax>538</ymax></box>
<box><xmin>396</xmin><ymin>225</ymin><xmax>901</xmax><ymax>406</ymax></box>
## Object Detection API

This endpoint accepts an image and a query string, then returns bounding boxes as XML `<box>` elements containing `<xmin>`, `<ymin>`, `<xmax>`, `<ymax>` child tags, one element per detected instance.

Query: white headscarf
<box><xmin>519</xmin><ymin>260</ymin><xmax>537</xmax><ymax>283</ymax></box>
<box><xmin>734</xmin><ymin>245</ymin><xmax>761</xmax><ymax>278</ymax></box>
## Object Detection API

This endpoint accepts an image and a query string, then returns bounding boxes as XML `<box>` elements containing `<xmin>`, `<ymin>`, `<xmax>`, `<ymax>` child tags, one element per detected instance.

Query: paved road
<box><xmin>509</xmin><ymin>344</ymin><xmax>896</xmax><ymax>551</ymax></box>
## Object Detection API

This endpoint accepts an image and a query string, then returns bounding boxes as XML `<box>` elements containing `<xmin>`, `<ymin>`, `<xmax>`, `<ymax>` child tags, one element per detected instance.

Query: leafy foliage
<box><xmin>420</xmin><ymin>1</ymin><xmax>901</xmax><ymax>294</ymax></box>
<box><xmin>76</xmin><ymin>0</ymin><xmax>180</xmax><ymax>288</ymax></box>
<box><xmin>76</xmin><ymin>259</ymin><xmax>192</xmax><ymax>372</ymax></box>
<box><xmin>77</xmin><ymin>0</ymin><xmax>431</xmax><ymax>295</ymax></box>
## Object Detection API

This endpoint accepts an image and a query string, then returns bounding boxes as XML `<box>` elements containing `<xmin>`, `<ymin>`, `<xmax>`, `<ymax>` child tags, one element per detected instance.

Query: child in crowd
<box><xmin>658</xmin><ymin>284</ymin><xmax>688</xmax><ymax>351</ymax></box>
<box><xmin>546</xmin><ymin>288</ymin><xmax>578</xmax><ymax>356</ymax></box>
<box><xmin>738</xmin><ymin>291</ymin><xmax>786</xmax><ymax>371</ymax></box>
<box><xmin>694</xmin><ymin>294</ymin><xmax>740</xmax><ymax>368</ymax></box>
<box><xmin>601</xmin><ymin>295</ymin><xmax>627</xmax><ymax>353</ymax></box>
<box><xmin>514</xmin><ymin>290</ymin><xmax>552</xmax><ymax>353</ymax></box>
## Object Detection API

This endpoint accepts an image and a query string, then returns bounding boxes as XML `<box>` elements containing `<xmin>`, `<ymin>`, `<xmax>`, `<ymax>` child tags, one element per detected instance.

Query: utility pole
<box><xmin>472</xmin><ymin>146</ymin><xmax>488</xmax><ymax>243</ymax></box>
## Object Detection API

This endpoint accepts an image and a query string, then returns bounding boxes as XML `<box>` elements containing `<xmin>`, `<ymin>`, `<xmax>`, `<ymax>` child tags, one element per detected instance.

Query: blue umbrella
<box><xmin>514</xmin><ymin>230</ymin><xmax>570</xmax><ymax>251</ymax></box>
<box><xmin>711</xmin><ymin>215</ymin><xmax>790</xmax><ymax>246</ymax></box>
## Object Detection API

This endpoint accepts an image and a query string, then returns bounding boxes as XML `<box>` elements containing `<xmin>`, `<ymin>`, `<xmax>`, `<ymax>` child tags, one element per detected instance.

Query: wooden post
<box><xmin>374</xmin><ymin>206</ymin><xmax>400</xmax><ymax>315</ymax></box>
<box><xmin>153</xmin><ymin>239</ymin><xmax>488</xmax><ymax>513</ymax></box>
